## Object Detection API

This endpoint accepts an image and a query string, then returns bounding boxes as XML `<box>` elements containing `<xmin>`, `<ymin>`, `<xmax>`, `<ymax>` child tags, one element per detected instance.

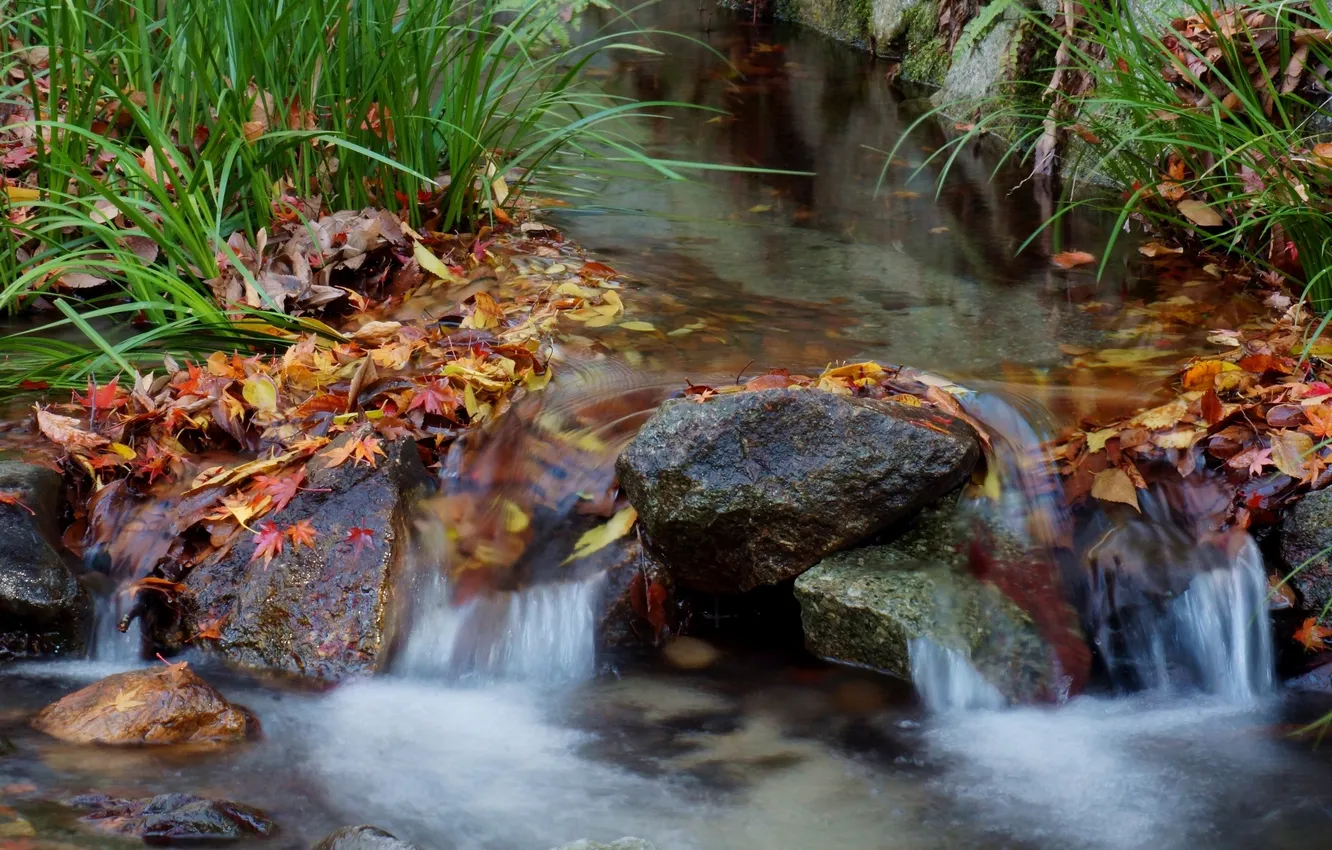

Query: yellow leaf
<box><xmin>414</xmin><ymin>241</ymin><xmax>454</xmax><ymax>281</ymax></box>
<box><xmin>749</xmin><ymin>204</ymin><xmax>772</xmax><ymax>213</ymax></box>
<box><xmin>667</xmin><ymin>327</ymin><xmax>694</xmax><ymax>337</ymax></box>
<box><xmin>5</xmin><ymin>186</ymin><xmax>40</xmax><ymax>202</ymax></box>
<box><xmin>1091</xmin><ymin>467</ymin><xmax>1140</xmax><ymax>511</ymax></box>
<box><xmin>1271</xmin><ymin>429</ymin><xmax>1316</xmax><ymax>481</ymax></box>
<box><xmin>1178</xmin><ymin>199</ymin><xmax>1223</xmax><ymax>227</ymax></box>
<box><xmin>1181</xmin><ymin>359</ymin><xmax>1239</xmax><ymax>390</ymax></box>
<box><xmin>593</xmin><ymin>290</ymin><xmax>623</xmax><ymax>317</ymax></box>
<box><xmin>583</xmin><ymin>314</ymin><xmax>617</xmax><ymax>328</ymax></box>
<box><xmin>546</xmin><ymin>262</ymin><xmax>567</xmax><ymax>275</ymax></box>
<box><xmin>1129</xmin><ymin>398</ymin><xmax>1189</xmax><ymax>430</ymax></box>
<box><xmin>109</xmin><ymin>442</ymin><xmax>137</xmax><ymax>460</ymax></box>
<box><xmin>1153</xmin><ymin>428</ymin><xmax>1202</xmax><ymax>450</ymax></box>
<box><xmin>502</xmin><ymin>500</ymin><xmax>530</xmax><ymax>533</ymax></box>
<box><xmin>555</xmin><ymin>281</ymin><xmax>594</xmax><ymax>298</ymax></box>
<box><xmin>242</xmin><ymin>374</ymin><xmax>279</xmax><ymax>412</ymax></box>
<box><xmin>523</xmin><ymin>368</ymin><xmax>552</xmax><ymax>391</ymax></box>
<box><xmin>563</xmin><ymin>507</ymin><xmax>637</xmax><ymax>565</ymax></box>
<box><xmin>1086</xmin><ymin>428</ymin><xmax>1116</xmax><ymax>453</ymax></box>
<box><xmin>619</xmin><ymin>321</ymin><xmax>656</xmax><ymax>332</ymax></box>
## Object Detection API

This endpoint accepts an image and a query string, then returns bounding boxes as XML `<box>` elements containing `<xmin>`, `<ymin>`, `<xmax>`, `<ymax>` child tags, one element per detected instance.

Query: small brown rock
<box><xmin>661</xmin><ymin>636</ymin><xmax>720</xmax><ymax>670</ymax></box>
<box><xmin>31</xmin><ymin>663</ymin><xmax>258</xmax><ymax>745</ymax></box>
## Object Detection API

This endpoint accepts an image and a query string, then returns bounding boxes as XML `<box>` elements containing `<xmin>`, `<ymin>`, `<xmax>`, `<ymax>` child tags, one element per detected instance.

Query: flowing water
<box><xmin>6</xmin><ymin>6</ymin><xmax>1332</xmax><ymax>850</ymax></box>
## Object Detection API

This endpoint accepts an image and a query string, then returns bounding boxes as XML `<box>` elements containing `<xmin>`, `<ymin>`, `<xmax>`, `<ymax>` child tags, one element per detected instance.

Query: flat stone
<box><xmin>71</xmin><ymin>793</ymin><xmax>276</xmax><ymax>842</ymax></box>
<box><xmin>32</xmin><ymin>663</ymin><xmax>258</xmax><ymax>745</ymax></box>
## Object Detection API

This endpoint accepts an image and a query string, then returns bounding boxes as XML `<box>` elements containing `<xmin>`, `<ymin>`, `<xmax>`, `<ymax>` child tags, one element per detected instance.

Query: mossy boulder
<box><xmin>794</xmin><ymin>503</ymin><xmax>1086</xmax><ymax>703</ymax></box>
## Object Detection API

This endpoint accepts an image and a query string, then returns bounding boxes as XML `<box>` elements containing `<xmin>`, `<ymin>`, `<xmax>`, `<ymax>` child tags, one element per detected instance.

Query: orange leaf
<box><xmin>250</xmin><ymin>520</ymin><xmax>284</xmax><ymax>567</ymax></box>
<box><xmin>1295</xmin><ymin>617</ymin><xmax>1332</xmax><ymax>651</ymax></box>
<box><xmin>1052</xmin><ymin>251</ymin><xmax>1096</xmax><ymax>269</ymax></box>
<box><xmin>286</xmin><ymin>519</ymin><xmax>317</xmax><ymax>550</ymax></box>
<box><xmin>324</xmin><ymin>435</ymin><xmax>386</xmax><ymax>469</ymax></box>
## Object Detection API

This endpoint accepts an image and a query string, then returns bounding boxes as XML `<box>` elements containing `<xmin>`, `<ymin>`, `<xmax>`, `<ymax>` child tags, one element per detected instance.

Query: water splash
<box><xmin>909</xmin><ymin>638</ymin><xmax>1005</xmax><ymax>711</ymax></box>
<box><xmin>397</xmin><ymin>570</ymin><xmax>603</xmax><ymax>683</ymax></box>
<box><xmin>88</xmin><ymin>589</ymin><xmax>140</xmax><ymax>663</ymax></box>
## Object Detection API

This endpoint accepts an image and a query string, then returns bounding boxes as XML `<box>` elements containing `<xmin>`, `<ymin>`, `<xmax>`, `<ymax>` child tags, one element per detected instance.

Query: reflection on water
<box><xmin>1</xmin><ymin>7</ymin><xmax>1328</xmax><ymax>850</ymax></box>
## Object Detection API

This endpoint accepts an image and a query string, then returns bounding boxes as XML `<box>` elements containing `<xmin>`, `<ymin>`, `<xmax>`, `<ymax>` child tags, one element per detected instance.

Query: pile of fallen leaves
<box><xmin>24</xmin><ymin>225</ymin><xmax>642</xmax><ymax>595</ymax></box>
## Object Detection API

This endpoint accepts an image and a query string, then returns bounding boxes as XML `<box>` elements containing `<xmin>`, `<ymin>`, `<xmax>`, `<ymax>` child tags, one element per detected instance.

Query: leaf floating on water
<box><xmin>1138</xmin><ymin>241</ymin><xmax>1184</xmax><ymax>257</ymax></box>
<box><xmin>619</xmin><ymin>321</ymin><xmax>656</xmax><ymax>332</ymax></box>
<box><xmin>1091</xmin><ymin>467</ymin><xmax>1141</xmax><ymax>511</ymax></box>
<box><xmin>1177</xmin><ymin>199</ymin><xmax>1224</xmax><ymax>227</ymax></box>
<box><xmin>1181</xmin><ymin>359</ymin><xmax>1239</xmax><ymax>390</ymax></box>
<box><xmin>1086</xmin><ymin>427</ymin><xmax>1117</xmax><ymax>453</ymax></box>
<box><xmin>1051</xmin><ymin>251</ymin><xmax>1096</xmax><ymax>269</ymax></box>
<box><xmin>563</xmin><ymin>507</ymin><xmax>637</xmax><ymax>565</ymax></box>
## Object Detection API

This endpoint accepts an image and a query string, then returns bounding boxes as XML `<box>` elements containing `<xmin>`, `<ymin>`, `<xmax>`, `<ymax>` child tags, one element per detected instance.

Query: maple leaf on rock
<box><xmin>0</xmin><ymin>491</ymin><xmax>34</xmax><ymax>515</ymax></box>
<box><xmin>286</xmin><ymin>519</ymin><xmax>317</xmax><ymax>550</ymax></box>
<box><xmin>323</xmin><ymin>435</ymin><xmax>386</xmax><ymax>468</ymax></box>
<box><xmin>346</xmin><ymin>526</ymin><xmax>375</xmax><ymax>558</ymax></box>
<box><xmin>250</xmin><ymin>520</ymin><xmax>285</xmax><ymax>567</ymax></box>
<box><xmin>252</xmin><ymin>467</ymin><xmax>305</xmax><ymax>513</ymax></box>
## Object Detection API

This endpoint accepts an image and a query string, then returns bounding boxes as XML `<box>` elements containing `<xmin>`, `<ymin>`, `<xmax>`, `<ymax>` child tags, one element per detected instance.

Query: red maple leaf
<box><xmin>132</xmin><ymin>441</ymin><xmax>175</xmax><ymax>484</ymax></box>
<box><xmin>346</xmin><ymin>526</ymin><xmax>375</xmax><ymax>558</ymax></box>
<box><xmin>286</xmin><ymin>519</ymin><xmax>317</xmax><ymax>550</ymax></box>
<box><xmin>250</xmin><ymin>520</ymin><xmax>285</xmax><ymax>568</ymax></box>
<box><xmin>73</xmin><ymin>376</ymin><xmax>126</xmax><ymax>411</ymax></box>
<box><xmin>253</xmin><ymin>467</ymin><xmax>306</xmax><ymax>513</ymax></box>
<box><xmin>408</xmin><ymin>379</ymin><xmax>459</xmax><ymax>416</ymax></box>
<box><xmin>174</xmin><ymin>362</ymin><xmax>206</xmax><ymax>397</ymax></box>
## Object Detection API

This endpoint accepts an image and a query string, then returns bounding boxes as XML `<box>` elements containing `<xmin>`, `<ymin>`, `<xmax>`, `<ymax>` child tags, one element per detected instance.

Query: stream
<box><xmin>5</xmin><ymin>5</ymin><xmax>1332</xmax><ymax>850</ymax></box>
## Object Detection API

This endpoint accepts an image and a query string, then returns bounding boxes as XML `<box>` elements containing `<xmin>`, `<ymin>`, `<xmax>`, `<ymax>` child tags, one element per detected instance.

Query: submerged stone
<box><xmin>32</xmin><ymin>663</ymin><xmax>258</xmax><ymax>745</ymax></box>
<box><xmin>71</xmin><ymin>793</ymin><xmax>276</xmax><ymax>843</ymax></box>
<box><xmin>552</xmin><ymin>840</ymin><xmax>658</xmax><ymax>850</ymax></box>
<box><xmin>314</xmin><ymin>824</ymin><xmax>423</xmax><ymax>850</ymax></box>
<box><xmin>0</xmin><ymin>461</ymin><xmax>91</xmax><ymax>658</ymax></box>
<box><xmin>183</xmin><ymin>433</ymin><xmax>432</xmax><ymax>681</ymax></box>
<box><xmin>794</xmin><ymin>504</ymin><xmax>1086</xmax><ymax>703</ymax></box>
<box><xmin>617</xmin><ymin>389</ymin><xmax>979</xmax><ymax>594</ymax></box>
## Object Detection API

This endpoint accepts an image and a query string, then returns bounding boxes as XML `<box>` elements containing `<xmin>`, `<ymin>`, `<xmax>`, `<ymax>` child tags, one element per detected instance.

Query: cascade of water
<box><xmin>908</xmin><ymin>637</ymin><xmax>1005</xmax><ymax>711</ymax></box>
<box><xmin>397</xmin><ymin>569</ymin><xmax>604</xmax><ymax>683</ymax></box>
<box><xmin>89</xmin><ymin>589</ymin><xmax>140</xmax><ymax>663</ymax></box>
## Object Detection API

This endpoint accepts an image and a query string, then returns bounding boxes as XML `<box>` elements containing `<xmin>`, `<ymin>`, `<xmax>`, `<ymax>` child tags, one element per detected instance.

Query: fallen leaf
<box><xmin>1091</xmin><ymin>467</ymin><xmax>1141</xmax><ymax>511</ymax></box>
<box><xmin>286</xmin><ymin>519</ymin><xmax>317</xmax><ymax>550</ymax></box>
<box><xmin>414</xmin><ymin>241</ymin><xmax>454</xmax><ymax>281</ymax></box>
<box><xmin>250</xmin><ymin>521</ymin><xmax>284</xmax><ymax>567</ymax></box>
<box><xmin>346</xmin><ymin>526</ymin><xmax>375</xmax><ymax>558</ymax></box>
<box><xmin>1295</xmin><ymin>616</ymin><xmax>1332</xmax><ymax>651</ymax></box>
<box><xmin>323</xmin><ymin>435</ymin><xmax>386</xmax><ymax>468</ymax></box>
<box><xmin>1138</xmin><ymin>241</ymin><xmax>1184</xmax><ymax>257</ymax></box>
<box><xmin>1178</xmin><ymin>199</ymin><xmax>1224</xmax><ymax>227</ymax></box>
<box><xmin>619</xmin><ymin>321</ymin><xmax>656</xmax><ymax>332</ymax></box>
<box><xmin>563</xmin><ymin>507</ymin><xmax>637</xmax><ymax>564</ymax></box>
<box><xmin>1271</xmin><ymin>429</ymin><xmax>1318</xmax><ymax>482</ymax></box>
<box><xmin>35</xmin><ymin>406</ymin><xmax>109</xmax><ymax>452</ymax></box>
<box><xmin>1052</xmin><ymin>251</ymin><xmax>1096</xmax><ymax>269</ymax></box>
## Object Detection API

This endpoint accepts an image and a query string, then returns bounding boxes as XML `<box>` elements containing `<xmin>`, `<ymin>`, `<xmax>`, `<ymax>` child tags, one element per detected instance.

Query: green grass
<box><xmin>0</xmin><ymin>0</ymin><xmax>711</xmax><ymax>390</ymax></box>
<box><xmin>885</xmin><ymin>0</ymin><xmax>1332</xmax><ymax>309</ymax></box>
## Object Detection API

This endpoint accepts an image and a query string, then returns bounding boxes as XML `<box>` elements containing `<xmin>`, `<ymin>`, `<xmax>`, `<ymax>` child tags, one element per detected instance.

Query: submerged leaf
<box><xmin>1091</xmin><ymin>467</ymin><xmax>1140</xmax><ymax>511</ymax></box>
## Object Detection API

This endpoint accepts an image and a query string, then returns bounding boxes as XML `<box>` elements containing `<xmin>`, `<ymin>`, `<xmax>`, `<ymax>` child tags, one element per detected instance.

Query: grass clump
<box><xmin>0</xmin><ymin>0</ymin><xmax>695</xmax><ymax>389</ymax></box>
<box><xmin>890</xmin><ymin>0</ymin><xmax>1332</xmax><ymax>309</ymax></box>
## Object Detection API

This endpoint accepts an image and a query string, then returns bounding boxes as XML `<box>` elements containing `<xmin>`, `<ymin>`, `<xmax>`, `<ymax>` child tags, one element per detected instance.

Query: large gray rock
<box><xmin>617</xmin><ymin>389</ymin><xmax>979</xmax><ymax>594</ymax></box>
<box><xmin>1278</xmin><ymin>488</ymin><xmax>1332</xmax><ymax>614</ymax></box>
<box><xmin>0</xmin><ymin>461</ymin><xmax>91</xmax><ymax>657</ymax></box>
<box><xmin>314</xmin><ymin>825</ymin><xmax>423</xmax><ymax>850</ymax></box>
<box><xmin>183</xmin><ymin>434</ymin><xmax>431</xmax><ymax>681</ymax></box>
<box><xmin>794</xmin><ymin>504</ymin><xmax>1077</xmax><ymax>703</ymax></box>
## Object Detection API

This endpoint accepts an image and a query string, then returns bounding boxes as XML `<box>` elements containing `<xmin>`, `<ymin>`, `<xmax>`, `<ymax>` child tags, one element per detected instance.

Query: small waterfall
<box><xmin>397</xmin><ymin>570</ymin><xmax>604</xmax><ymax>683</ymax></box>
<box><xmin>89</xmin><ymin>589</ymin><xmax>140</xmax><ymax>663</ymax></box>
<box><xmin>909</xmin><ymin>638</ymin><xmax>1005</xmax><ymax>711</ymax></box>
<box><xmin>1112</xmin><ymin>538</ymin><xmax>1273</xmax><ymax>699</ymax></box>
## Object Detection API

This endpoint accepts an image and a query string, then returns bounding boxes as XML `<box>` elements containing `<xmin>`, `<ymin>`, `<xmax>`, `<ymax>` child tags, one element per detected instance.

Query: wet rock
<box><xmin>183</xmin><ymin>434</ymin><xmax>432</xmax><ymax>681</ymax></box>
<box><xmin>617</xmin><ymin>389</ymin><xmax>979</xmax><ymax>594</ymax></box>
<box><xmin>71</xmin><ymin>793</ymin><xmax>276</xmax><ymax>843</ymax></box>
<box><xmin>31</xmin><ymin>662</ymin><xmax>258</xmax><ymax>745</ymax></box>
<box><xmin>0</xmin><ymin>736</ymin><xmax>14</xmax><ymax>757</ymax></box>
<box><xmin>314</xmin><ymin>825</ymin><xmax>423</xmax><ymax>850</ymax></box>
<box><xmin>794</xmin><ymin>504</ymin><xmax>1086</xmax><ymax>703</ymax></box>
<box><xmin>594</xmin><ymin>538</ymin><xmax>674</xmax><ymax>649</ymax></box>
<box><xmin>552</xmin><ymin>841</ymin><xmax>658</xmax><ymax>850</ymax></box>
<box><xmin>1288</xmin><ymin>662</ymin><xmax>1332</xmax><ymax>692</ymax></box>
<box><xmin>1277</xmin><ymin>488</ymin><xmax>1332</xmax><ymax>615</ymax></box>
<box><xmin>0</xmin><ymin>461</ymin><xmax>91</xmax><ymax>658</ymax></box>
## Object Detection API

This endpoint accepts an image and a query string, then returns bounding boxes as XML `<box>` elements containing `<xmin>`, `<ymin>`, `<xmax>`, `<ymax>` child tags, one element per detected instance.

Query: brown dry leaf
<box><xmin>1178</xmin><ymin>199</ymin><xmax>1224</xmax><ymax>227</ymax></box>
<box><xmin>35</xmin><ymin>406</ymin><xmax>109</xmax><ymax>452</ymax></box>
<box><xmin>1091</xmin><ymin>467</ymin><xmax>1141</xmax><ymax>511</ymax></box>
<box><xmin>1051</xmin><ymin>251</ymin><xmax>1096</xmax><ymax>269</ymax></box>
<box><xmin>1129</xmin><ymin>398</ymin><xmax>1190</xmax><ymax>430</ymax></box>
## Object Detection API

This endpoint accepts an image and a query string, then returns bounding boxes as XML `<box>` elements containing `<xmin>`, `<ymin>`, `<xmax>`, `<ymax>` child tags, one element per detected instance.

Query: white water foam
<box><xmin>396</xmin><ymin>570</ymin><xmax>604</xmax><ymax>682</ymax></box>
